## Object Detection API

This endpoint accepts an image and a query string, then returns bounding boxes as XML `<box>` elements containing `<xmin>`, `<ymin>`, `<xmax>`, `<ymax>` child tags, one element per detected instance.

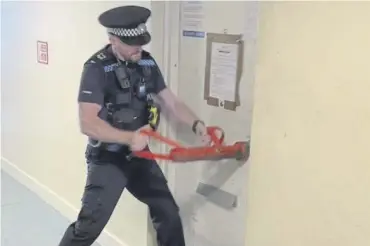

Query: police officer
<box><xmin>58</xmin><ymin>5</ymin><xmax>210</xmax><ymax>246</ymax></box>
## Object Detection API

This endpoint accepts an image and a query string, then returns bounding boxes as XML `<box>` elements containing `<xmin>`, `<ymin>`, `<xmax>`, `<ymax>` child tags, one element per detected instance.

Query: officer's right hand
<box><xmin>129</xmin><ymin>125</ymin><xmax>151</xmax><ymax>151</ymax></box>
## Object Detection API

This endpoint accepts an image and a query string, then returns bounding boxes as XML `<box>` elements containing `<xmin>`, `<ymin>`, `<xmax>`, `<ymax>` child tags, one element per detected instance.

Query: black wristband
<box><xmin>192</xmin><ymin>120</ymin><xmax>205</xmax><ymax>133</ymax></box>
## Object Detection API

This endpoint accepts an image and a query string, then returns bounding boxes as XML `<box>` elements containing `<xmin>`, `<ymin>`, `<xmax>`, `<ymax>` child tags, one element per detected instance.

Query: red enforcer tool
<box><xmin>132</xmin><ymin>127</ymin><xmax>250</xmax><ymax>163</ymax></box>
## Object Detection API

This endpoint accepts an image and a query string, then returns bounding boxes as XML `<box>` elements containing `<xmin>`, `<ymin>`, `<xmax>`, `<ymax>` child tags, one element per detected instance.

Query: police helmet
<box><xmin>98</xmin><ymin>5</ymin><xmax>151</xmax><ymax>46</ymax></box>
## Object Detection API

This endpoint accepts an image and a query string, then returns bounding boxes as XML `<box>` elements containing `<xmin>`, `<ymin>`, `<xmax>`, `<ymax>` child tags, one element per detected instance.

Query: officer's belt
<box><xmin>88</xmin><ymin>138</ymin><xmax>127</xmax><ymax>152</ymax></box>
<box><xmin>86</xmin><ymin>142</ymin><xmax>132</xmax><ymax>162</ymax></box>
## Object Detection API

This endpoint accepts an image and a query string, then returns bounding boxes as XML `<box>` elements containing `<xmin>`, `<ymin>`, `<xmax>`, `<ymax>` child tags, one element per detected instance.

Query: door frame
<box><xmin>146</xmin><ymin>2</ymin><xmax>182</xmax><ymax>244</ymax></box>
<box><xmin>155</xmin><ymin>1</ymin><xmax>182</xmax><ymax>194</ymax></box>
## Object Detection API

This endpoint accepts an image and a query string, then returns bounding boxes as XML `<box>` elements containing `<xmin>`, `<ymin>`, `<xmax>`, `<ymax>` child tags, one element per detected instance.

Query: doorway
<box><xmin>159</xmin><ymin>1</ymin><xmax>260</xmax><ymax>246</ymax></box>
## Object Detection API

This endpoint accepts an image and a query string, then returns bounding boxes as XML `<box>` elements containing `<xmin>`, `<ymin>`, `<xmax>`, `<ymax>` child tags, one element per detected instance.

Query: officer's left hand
<box><xmin>194</xmin><ymin>121</ymin><xmax>212</xmax><ymax>146</ymax></box>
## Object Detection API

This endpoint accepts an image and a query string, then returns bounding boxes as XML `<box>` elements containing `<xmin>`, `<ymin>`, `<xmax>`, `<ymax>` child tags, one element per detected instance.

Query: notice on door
<box><xmin>37</xmin><ymin>41</ymin><xmax>48</xmax><ymax>64</ymax></box>
<box><xmin>204</xmin><ymin>32</ymin><xmax>243</xmax><ymax>111</ymax></box>
<box><xmin>181</xmin><ymin>1</ymin><xmax>205</xmax><ymax>37</ymax></box>
<box><xmin>208</xmin><ymin>42</ymin><xmax>238</xmax><ymax>102</ymax></box>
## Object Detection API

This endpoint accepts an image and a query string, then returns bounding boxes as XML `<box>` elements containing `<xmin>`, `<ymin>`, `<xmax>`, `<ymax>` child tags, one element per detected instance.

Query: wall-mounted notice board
<box><xmin>204</xmin><ymin>33</ymin><xmax>244</xmax><ymax>111</ymax></box>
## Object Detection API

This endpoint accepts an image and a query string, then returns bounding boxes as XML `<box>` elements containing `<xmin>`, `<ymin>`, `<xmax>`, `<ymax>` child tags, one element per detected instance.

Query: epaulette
<box><xmin>84</xmin><ymin>46</ymin><xmax>118</xmax><ymax>73</ymax></box>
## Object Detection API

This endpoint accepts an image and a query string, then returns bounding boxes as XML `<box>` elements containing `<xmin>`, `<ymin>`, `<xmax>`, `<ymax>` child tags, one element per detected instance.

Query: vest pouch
<box><xmin>140</xmin><ymin>66</ymin><xmax>155</xmax><ymax>94</ymax></box>
<box><xmin>97</xmin><ymin>107</ymin><xmax>109</xmax><ymax>121</ymax></box>
<box><xmin>135</xmin><ymin>80</ymin><xmax>147</xmax><ymax>100</ymax></box>
<box><xmin>114</xmin><ymin>64</ymin><xmax>131</xmax><ymax>90</ymax></box>
<box><xmin>144</xmin><ymin>80</ymin><xmax>155</xmax><ymax>94</ymax></box>
<box><xmin>111</xmin><ymin>108</ymin><xmax>147</xmax><ymax>131</ymax></box>
<box><xmin>115</xmin><ymin>92</ymin><xmax>131</xmax><ymax>105</ymax></box>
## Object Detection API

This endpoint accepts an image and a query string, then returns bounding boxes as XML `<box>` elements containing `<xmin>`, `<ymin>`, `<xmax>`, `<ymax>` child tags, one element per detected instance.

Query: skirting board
<box><xmin>1</xmin><ymin>157</ymin><xmax>129</xmax><ymax>246</ymax></box>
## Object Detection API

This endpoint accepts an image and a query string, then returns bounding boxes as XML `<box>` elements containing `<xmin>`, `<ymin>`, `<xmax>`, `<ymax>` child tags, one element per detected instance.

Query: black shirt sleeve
<box><xmin>77</xmin><ymin>62</ymin><xmax>106</xmax><ymax>106</ymax></box>
<box><xmin>154</xmin><ymin>66</ymin><xmax>167</xmax><ymax>94</ymax></box>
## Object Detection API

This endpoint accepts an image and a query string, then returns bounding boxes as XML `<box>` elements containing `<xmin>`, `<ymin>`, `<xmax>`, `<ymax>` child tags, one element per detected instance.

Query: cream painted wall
<box><xmin>1</xmin><ymin>1</ymin><xmax>155</xmax><ymax>245</ymax></box>
<box><xmin>247</xmin><ymin>2</ymin><xmax>370</xmax><ymax>246</ymax></box>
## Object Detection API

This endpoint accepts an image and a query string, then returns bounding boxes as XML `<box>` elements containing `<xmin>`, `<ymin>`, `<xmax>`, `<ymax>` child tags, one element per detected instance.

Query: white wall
<box><xmin>1</xmin><ymin>1</ymin><xmax>156</xmax><ymax>246</ymax></box>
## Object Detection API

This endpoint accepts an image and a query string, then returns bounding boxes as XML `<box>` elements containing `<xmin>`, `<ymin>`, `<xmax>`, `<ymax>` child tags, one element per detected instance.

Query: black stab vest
<box><xmin>84</xmin><ymin>45</ymin><xmax>158</xmax><ymax>132</ymax></box>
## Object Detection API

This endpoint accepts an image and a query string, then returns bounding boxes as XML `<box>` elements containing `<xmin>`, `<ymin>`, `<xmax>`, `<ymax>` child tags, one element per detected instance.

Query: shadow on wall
<box><xmin>155</xmin><ymin>104</ymin><xmax>248</xmax><ymax>242</ymax></box>
<box><xmin>179</xmin><ymin>158</ymin><xmax>248</xmax><ymax>245</ymax></box>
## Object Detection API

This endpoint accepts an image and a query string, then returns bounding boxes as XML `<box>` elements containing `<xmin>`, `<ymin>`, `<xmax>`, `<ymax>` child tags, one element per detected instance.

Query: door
<box><xmin>162</xmin><ymin>1</ymin><xmax>260</xmax><ymax>246</ymax></box>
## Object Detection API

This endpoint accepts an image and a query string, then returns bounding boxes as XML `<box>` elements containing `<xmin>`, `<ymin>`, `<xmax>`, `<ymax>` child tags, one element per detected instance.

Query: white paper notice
<box><xmin>181</xmin><ymin>1</ymin><xmax>204</xmax><ymax>31</ymax></box>
<box><xmin>209</xmin><ymin>42</ymin><xmax>238</xmax><ymax>102</ymax></box>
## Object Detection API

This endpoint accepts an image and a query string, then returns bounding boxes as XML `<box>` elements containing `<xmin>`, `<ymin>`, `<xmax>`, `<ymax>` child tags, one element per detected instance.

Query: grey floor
<box><xmin>1</xmin><ymin>170</ymin><xmax>101</xmax><ymax>246</ymax></box>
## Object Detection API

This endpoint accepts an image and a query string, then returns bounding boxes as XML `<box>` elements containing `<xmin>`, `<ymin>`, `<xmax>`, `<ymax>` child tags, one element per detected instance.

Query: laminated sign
<box><xmin>204</xmin><ymin>33</ymin><xmax>244</xmax><ymax>111</ymax></box>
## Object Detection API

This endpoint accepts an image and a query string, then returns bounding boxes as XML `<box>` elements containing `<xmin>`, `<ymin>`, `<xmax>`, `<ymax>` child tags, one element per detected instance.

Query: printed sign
<box><xmin>37</xmin><ymin>41</ymin><xmax>48</xmax><ymax>64</ymax></box>
<box><xmin>181</xmin><ymin>1</ymin><xmax>204</xmax><ymax>31</ymax></box>
<box><xmin>182</xmin><ymin>30</ymin><xmax>205</xmax><ymax>38</ymax></box>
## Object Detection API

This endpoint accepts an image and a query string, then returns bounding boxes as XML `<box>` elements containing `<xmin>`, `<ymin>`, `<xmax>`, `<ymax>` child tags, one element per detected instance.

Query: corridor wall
<box><xmin>1</xmin><ymin>1</ymin><xmax>156</xmax><ymax>246</ymax></box>
<box><xmin>247</xmin><ymin>2</ymin><xmax>370</xmax><ymax>246</ymax></box>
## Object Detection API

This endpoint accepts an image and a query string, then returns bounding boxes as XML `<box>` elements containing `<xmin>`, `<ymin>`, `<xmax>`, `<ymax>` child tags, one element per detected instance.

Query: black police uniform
<box><xmin>58</xmin><ymin>6</ymin><xmax>185</xmax><ymax>246</ymax></box>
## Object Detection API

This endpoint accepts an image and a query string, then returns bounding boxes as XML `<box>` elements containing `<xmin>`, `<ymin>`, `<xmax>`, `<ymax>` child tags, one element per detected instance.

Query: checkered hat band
<box><xmin>107</xmin><ymin>26</ymin><xmax>146</xmax><ymax>37</ymax></box>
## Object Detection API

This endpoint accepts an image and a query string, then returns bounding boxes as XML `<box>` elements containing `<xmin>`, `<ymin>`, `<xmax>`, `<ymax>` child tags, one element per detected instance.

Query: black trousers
<box><xmin>58</xmin><ymin>153</ymin><xmax>185</xmax><ymax>246</ymax></box>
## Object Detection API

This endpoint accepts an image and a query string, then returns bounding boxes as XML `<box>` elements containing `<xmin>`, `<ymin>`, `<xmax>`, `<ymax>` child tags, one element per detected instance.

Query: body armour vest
<box><xmin>84</xmin><ymin>45</ymin><xmax>158</xmax><ymax>132</ymax></box>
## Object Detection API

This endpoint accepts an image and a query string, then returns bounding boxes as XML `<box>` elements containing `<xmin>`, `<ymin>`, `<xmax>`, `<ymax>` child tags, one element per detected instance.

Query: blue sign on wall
<box><xmin>182</xmin><ymin>30</ymin><xmax>205</xmax><ymax>38</ymax></box>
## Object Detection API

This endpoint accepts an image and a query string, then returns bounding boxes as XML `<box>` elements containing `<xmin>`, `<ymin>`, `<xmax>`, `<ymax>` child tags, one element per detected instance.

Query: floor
<box><xmin>1</xmin><ymin>170</ymin><xmax>101</xmax><ymax>246</ymax></box>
